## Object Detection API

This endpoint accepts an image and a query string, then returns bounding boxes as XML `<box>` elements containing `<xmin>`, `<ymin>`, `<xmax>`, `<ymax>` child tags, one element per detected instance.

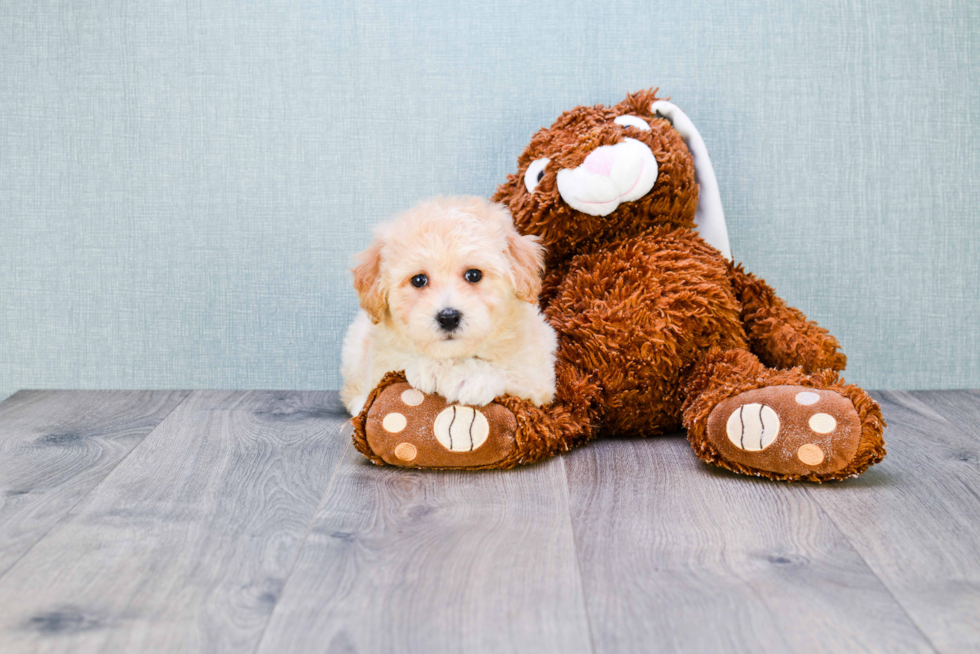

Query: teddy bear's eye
<box><xmin>524</xmin><ymin>158</ymin><xmax>550</xmax><ymax>193</ymax></box>
<box><xmin>410</xmin><ymin>274</ymin><xmax>428</xmax><ymax>288</ymax></box>
<box><xmin>614</xmin><ymin>115</ymin><xmax>651</xmax><ymax>131</ymax></box>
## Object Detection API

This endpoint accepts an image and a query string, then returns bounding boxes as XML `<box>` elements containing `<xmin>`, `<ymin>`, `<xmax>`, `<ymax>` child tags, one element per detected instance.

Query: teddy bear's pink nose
<box><xmin>582</xmin><ymin>146</ymin><xmax>618</xmax><ymax>177</ymax></box>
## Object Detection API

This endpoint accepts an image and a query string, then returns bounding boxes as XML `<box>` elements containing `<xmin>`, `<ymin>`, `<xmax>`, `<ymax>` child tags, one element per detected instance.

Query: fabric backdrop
<box><xmin>1</xmin><ymin>0</ymin><xmax>978</xmax><ymax>401</ymax></box>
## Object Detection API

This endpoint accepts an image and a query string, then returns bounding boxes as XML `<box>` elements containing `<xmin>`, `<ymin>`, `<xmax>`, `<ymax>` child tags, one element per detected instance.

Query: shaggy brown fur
<box><xmin>353</xmin><ymin>89</ymin><xmax>886</xmax><ymax>481</ymax></box>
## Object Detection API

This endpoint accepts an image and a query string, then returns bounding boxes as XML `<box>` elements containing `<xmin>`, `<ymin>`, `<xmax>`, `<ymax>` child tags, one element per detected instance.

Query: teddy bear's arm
<box><xmin>727</xmin><ymin>263</ymin><xmax>847</xmax><ymax>373</ymax></box>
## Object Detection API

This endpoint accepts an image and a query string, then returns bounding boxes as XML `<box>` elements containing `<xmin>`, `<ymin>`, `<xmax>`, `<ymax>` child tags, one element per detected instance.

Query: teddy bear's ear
<box><xmin>650</xmin><ymin>101</ymin><xmax>732</xmax><ymax>260</ymax></box>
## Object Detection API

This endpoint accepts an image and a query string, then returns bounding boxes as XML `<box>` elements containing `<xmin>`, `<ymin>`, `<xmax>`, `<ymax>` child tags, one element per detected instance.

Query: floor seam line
<box><xmin>803</xmin><ymin>484</ymin><xmax>941</xmax><ymax>654</ymax></box>
<box><xmin>561</xmin><ymin>454</ymin><xmax>599</xmax><ymax>654</ymax></box>
<box><xmin>250</xmin><ymin>420</ymin><xmax>353</xmax><ymax>654</ymax></box>
<box><xmin>0</xmin><ymin>390</ymin><xmax>193</xmax><ymax>584</ymax></box>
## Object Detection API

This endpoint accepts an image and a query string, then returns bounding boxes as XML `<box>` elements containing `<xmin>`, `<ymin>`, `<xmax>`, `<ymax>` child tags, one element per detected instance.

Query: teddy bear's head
<box><xmin>492</xmin><ymin>89</ymin><xmax>730</xmax><ymax>265</ymax></box>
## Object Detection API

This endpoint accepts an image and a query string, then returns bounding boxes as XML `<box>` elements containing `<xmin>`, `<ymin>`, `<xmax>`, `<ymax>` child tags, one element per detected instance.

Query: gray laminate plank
<box><xmin>910</xmin><ymin>390</ymin><xmax>980</xmax><ymax>438</ymax></box>
<box><xmin>256</xmin><ymin>451</ymin><xmax>593</xmax><ymax>654</ymax></box>
<box><xmin>803</xmin><ymin>390</ymin><xmax>980</xmax><ymax>653</ymax></box>
<box><xmin>565</xmin><ymin>435</ymin><xmax>935</xmax><ymax>654</ymax></box>
<box><xmin>0</xmin><ymin>390</ymin><xmax>189</xmax><ymax>577</ymax></box>
<box><xmin>0</xmin><ymin>390</ymin><xmax>349</xmax><ymax>654</ymax></box>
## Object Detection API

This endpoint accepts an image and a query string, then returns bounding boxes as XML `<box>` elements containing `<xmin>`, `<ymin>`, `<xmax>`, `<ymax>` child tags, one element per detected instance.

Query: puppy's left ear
<box><xmin>352</xmin><ymin>238</ymin><xmax>387</xmax><ymax>324</ymax></box>
<box><xmin>483</xmin><ymin>199</ymin><xmax>546</xmax><ymax>302</ymax></box>
<box><xmin>506</xmin><ymin>231</ymin><xmax>546</xmax><ymax>303</ymax></box>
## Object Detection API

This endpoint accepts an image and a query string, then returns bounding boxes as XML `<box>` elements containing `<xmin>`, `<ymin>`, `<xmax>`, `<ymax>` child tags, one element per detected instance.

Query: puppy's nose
<box><xmin>436</xmin><ymin>308</ymin><xmax>462</xmax><ymax>331</ymax></box>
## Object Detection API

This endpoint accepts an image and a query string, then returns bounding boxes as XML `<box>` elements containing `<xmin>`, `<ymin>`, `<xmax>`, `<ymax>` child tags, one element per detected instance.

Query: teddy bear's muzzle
<box><xmin>556</xmin><ymin>137</ymin><xmax>658</xmax><ymax>217</ymax></box>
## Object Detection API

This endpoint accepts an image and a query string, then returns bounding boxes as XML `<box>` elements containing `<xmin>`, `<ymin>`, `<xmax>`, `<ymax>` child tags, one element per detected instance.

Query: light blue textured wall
<box><xmin>1</xmin><ymin>0</ymin><xmax>978</xmax><ymax>400</ymax></box>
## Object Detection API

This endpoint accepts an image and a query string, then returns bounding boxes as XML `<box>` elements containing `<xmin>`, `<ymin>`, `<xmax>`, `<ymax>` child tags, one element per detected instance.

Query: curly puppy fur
<box><xmin>341</xmin><ymin>197</ymin><xmax>556</xmax><ymax>413</ymax></box>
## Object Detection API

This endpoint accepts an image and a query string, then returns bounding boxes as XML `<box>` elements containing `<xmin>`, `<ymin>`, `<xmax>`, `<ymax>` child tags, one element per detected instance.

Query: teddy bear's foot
<box><xmin>705</xmin><ymin>385</ymin><xmax>864</xmax><ymax>478</ymax></box>
<box><xmin>355</xmin><ymin>381</ymin><xmax>519</xmax><ymax>469</ymax></box>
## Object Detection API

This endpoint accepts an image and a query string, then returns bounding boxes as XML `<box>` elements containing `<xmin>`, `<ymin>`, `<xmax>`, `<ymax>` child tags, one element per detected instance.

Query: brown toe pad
<box><xmin>363</xmin><ymin>383</ymin><xmax>517</xmax><ymax>469</ymax></box>
<box><xmin>706</xmin><ymin>385</ymin><xmax>862</xmax><ymax>477</ymax></box>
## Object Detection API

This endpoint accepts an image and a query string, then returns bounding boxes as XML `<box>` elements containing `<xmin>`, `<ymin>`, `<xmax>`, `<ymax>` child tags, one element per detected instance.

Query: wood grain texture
<box><xmin>803</xmin><ymin>391</ymin><xmax>980</xmax><ymax>653</ymax></box>
<box><xmin>0</xmin><ymin>390</ymin><xmax>189</xmax><ymax>578</ymax></box>
<box><xmin>255</xmin><ymin>451</ymin><xmax>593</xmax><ymax>654</ymax></box>
<box><xmin>1</xmin><ymin>390</ymin><xmax>979</xmax><ymax>653</ymax></box>
<box><xmin>0</xmin><ymin>391</ymin><xmax>349</xmax><ymax>654</ymax></box>
<box><xmin>564</xmin><ymin>435</ymin><xmax>935</xmax><ymax>653</ymax></box>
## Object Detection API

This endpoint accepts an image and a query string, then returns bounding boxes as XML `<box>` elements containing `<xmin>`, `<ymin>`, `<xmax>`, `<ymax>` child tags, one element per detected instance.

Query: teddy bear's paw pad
<box><xmin>706</xmin><ymin>385</ymin><xmax>862</xmax><ymax>477</ymax></box>
<box><xmin>364</xmin><ymin>382</ymin><xmax>517</xmax><ymax>469</ymax></box>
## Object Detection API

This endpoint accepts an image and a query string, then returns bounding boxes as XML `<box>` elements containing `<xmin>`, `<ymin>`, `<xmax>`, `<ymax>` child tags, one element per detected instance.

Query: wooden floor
<box><xmin>0</xmin><ymin>390</ymin><xmax>977</xmax><ymax>653</ymax></box>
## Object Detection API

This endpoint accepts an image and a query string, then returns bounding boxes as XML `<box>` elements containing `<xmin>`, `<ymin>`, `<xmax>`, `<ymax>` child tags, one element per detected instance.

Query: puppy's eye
<box><xmin>614</xmin><ymin>115</ymin><xmax>651</xmax><ymax>131</ymax></box>
<box><xmin>464</xmin><ymin>269</ymin><xmax>482</xmax><ymax>283</ymax></box>
<box><xmin>410</xmin><ymin>274</ymin><xmax>428</xmax><ymax>288</ymax></box>
<box><xmin>523</xmin><ymin>158</ymin><xmax>550</xmax><ymax>193</ymax></box>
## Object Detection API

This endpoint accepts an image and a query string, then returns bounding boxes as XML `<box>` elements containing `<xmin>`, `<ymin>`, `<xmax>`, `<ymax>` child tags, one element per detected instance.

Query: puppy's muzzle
<box><xmin>436</xmin><ymin>308</ymin><xmax>462</xmax><ymax>332</ymax></box>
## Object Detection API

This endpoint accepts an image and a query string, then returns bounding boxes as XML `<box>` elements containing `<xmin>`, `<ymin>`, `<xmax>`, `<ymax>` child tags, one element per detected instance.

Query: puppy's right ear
<box><xmin>352</xmin><ymin>239</ymin><xmax>387</xmax><ymax>324</ymax></box>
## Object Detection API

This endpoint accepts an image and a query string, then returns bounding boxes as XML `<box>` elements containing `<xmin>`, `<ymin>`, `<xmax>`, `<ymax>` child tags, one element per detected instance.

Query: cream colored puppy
<box><xmin>340</xmin><ymin>196</ymin><xmax>557</xmax><ymax>415</ymax></box>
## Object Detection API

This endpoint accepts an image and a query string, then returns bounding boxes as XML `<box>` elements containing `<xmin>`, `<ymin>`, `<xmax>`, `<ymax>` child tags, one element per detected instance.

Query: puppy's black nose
<box><xmin>436</xmin><ymin>308</ymin><xmax>462</xmax><ymax>331</ymax></box>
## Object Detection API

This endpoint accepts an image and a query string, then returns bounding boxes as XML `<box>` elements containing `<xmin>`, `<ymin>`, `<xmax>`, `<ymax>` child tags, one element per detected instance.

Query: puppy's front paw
<box><xmin>348</xmin><ymin>395</ymin><xmax>368</xmax><ymax>416</ymax></box>
<box><xmin>445</xmin><ymin>372</ymin><xmax>507</xmax><ymax>407</ymax></box>
<box><xmin>404</xmin><ymin>361</ymin><xmax>439</xmax><ymax>395</ymax></box>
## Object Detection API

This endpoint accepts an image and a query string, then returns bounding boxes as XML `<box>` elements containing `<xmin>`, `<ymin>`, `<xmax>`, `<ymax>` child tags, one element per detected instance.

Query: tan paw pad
<box><xmin>808</xmin><ymin>413</ymin><xmax>836</xmax><ymax>434</ymax></box>
<box><xmin>797</xmin><ymin>443</ymin><xmax>825</xmax><ymax>466</ymax></box>
<box><xmin>433</xmin><ymin>406</ymin><xmax>490</xmax><ymax>452</ymax></box>
<box><xmin>795</xmin><ymin>391</ymin><xmax>820</xmax><ymax>406</ymax></box>
<box><xmin>400</xmin><ymin>388</ymin><xmax>425</xmax><ymax>406</ymax></box>
<box><xmin>382</xmin><ymin>412</ymin><xmax>407</xmax><ymax>433</ymax></box>
<box><xmin>394</xmin><ymin>442</ymin><xmax>417</xmax><ymax>461</ymax></box>
<box><xmin>725</xmin><ymin>403</ymin><xmax>780</xmax><ymax>451</ymax></box>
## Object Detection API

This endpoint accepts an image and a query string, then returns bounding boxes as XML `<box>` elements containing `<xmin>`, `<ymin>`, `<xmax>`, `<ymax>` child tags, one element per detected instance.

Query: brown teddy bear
<box><xmin>351</xmin><ymin>89</ymin><xmax>886</xmax><ymax>481</ymax></box>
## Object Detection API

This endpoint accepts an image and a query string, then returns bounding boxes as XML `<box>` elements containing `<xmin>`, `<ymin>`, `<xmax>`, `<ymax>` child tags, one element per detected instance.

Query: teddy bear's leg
<box><xmin>682</xmin><ymin>347</ymin><xmax>886</xmax><ymax>481</ymax></box>
<box><xmin>351</xmin><ymin>367</ymin><xmax>599</xmax><ymax>470</ymax></box>
<box><xmin>727</xmin><ymin>263</ymin><xmax>848</xmax><ymax>373</ymax></box>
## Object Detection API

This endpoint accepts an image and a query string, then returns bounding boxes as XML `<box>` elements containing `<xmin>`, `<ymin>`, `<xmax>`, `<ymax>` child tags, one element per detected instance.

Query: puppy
<box><xmin>340</xmin><ymin>196</ymin><xmax>557</xmax><ymax>415</ymax></box>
